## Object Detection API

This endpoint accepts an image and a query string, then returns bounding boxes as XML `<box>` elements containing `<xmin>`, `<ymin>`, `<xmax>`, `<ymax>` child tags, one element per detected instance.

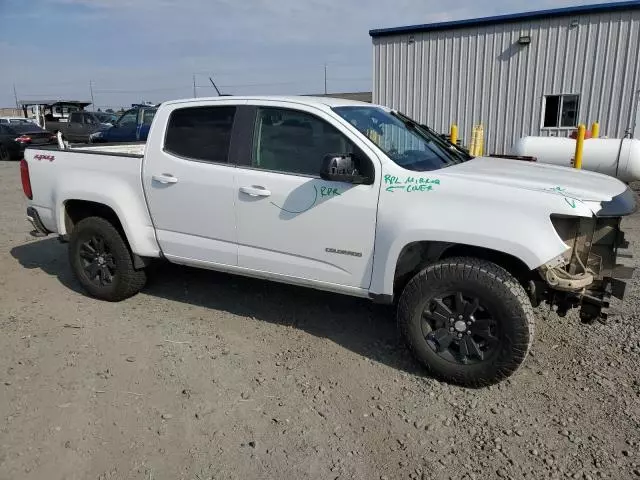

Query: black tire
<box><xmin>69</xmin><ymin>217</ymin><xmax>147</xmax><ymax>301</ymax></box>
<box><xmin>0</xmin><ymin>144</ymin><xmax>9</xmax><ymax>161</ymax></box>
<box><xmin>397</xmin><ymin>257</ymin><xmax>534</xmax><ymax>387</ymax></box>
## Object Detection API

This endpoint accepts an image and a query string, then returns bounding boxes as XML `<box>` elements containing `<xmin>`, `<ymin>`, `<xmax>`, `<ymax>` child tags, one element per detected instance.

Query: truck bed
<box><xmin>23</xmin><ymin>143</ymin><xmax>160</xmax><ymax>257</ymax></box>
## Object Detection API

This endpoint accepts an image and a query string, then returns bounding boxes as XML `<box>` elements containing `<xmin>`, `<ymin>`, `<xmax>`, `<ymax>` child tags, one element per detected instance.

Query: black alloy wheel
<box><xmin>79</xmin><ymin>235</ymin><xmax>117</xmax><ymax>287</ymax></box>
<box><xmin>422</xmin><ymin>292</ymin><xmax>500</xmax><ymax>365</ymax></box>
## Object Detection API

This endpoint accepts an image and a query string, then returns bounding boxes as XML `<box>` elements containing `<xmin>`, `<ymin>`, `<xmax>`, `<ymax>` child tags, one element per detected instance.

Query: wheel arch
<box><xmin>388</xmin><ymin>240</ymin><xmax>535</xmax><ymax>301</ymax></box>
<box><xmin>63</xmin><ymin>199</ymin><xmax>150</xmax><ymax>269</ymax></box>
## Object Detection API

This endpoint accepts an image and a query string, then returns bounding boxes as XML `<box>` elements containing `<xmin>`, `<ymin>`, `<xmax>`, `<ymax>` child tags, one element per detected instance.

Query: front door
<box><xmin>143</xmin><ymin>103</ymin><xmax>239</xmax><ymax>266</ymax></box>
<box><xmin>234</xmin><ymin>103</ymin><xmax>380</xmax><ymax>289</ymax></box>
<box><xmin>108</xmin><ymin>109</ymin><xmax>138</xmax><ymax>142</ymax></box>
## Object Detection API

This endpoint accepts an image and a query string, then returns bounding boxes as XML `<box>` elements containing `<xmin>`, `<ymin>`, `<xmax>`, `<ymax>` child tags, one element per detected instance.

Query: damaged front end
<box><xmin>534</xmin><ymin>214</ymin><xmax>634</xmax><ymax>323</ymax></box>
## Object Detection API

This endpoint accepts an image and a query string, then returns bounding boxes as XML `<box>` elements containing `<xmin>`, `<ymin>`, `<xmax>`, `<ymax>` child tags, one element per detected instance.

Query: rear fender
<box><xmin>55</xmin><ymin>172</ymin><xmax>160</xmax><ymax>257</ymax></box>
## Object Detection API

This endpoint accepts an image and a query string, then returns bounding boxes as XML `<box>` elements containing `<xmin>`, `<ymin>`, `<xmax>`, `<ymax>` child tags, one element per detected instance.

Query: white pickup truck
<box><xmin>21</xmin><ymin>96</ymin><xmax>636</xmax><ymax>387</ymax></box>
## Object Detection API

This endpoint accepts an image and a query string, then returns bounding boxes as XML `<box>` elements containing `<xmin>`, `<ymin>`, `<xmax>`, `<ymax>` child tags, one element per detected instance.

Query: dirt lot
<box><xmin>0</xmin><ymin>160</ymin><xmax>639</xmax><ymax>480</ymax></box>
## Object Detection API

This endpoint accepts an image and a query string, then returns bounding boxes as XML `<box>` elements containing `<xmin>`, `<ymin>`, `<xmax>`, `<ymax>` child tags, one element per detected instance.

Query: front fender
<box><xmin>369</xmin><ymin>191</ymin><xmax>584</xmax><ymax>297</ymax></box>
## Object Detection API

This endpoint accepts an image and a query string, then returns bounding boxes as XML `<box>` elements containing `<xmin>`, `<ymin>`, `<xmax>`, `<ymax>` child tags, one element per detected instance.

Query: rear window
<box><xmin>164</xmin><ymin>106</ymin><xmax>236</xmax><ymax>163</ymax></box>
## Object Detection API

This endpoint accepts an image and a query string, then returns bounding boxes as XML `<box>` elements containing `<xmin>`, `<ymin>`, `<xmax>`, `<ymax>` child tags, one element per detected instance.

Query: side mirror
<box><xmin>320</xmin><ymin>154</ymin><xmax>369</xmax><ymax>184</ymax></box>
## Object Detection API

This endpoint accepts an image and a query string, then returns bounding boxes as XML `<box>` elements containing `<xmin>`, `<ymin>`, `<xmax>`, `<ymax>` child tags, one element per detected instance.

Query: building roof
<box><xmin>369</xmin><ymin>0</ymin><xmax>640</xmax><ymax>38</ymax></box>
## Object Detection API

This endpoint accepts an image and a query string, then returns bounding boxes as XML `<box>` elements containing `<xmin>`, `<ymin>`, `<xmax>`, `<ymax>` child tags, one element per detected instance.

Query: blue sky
<box><xmin>0</xmin><ymin>0</ymin><xmax>618</xmax><ymax>110</ymax></box>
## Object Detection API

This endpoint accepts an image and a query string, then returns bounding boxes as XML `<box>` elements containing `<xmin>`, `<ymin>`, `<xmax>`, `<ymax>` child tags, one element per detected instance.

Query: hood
<box><xmin>444</xmin><ymin>157</ymin><xmax>628</xmax><ymax>202</ymax></box>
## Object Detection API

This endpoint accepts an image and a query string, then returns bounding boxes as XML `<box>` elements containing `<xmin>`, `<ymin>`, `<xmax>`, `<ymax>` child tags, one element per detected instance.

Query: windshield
<box><xmin>333</xmin><ymin>106</ymin><xmax>470</xmax><ymax>171</ymax></box>
<box><xmin>96</xmin><ymin>113</ymin><xmax>116</xmax><ymax>123</ymax></box>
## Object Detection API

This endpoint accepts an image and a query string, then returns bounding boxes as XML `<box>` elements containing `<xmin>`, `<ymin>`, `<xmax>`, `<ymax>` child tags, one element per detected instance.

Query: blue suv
<box><xmin>91</xmin><ymin>105</ymin><xmax>158</xmax><ymax>143</ymax></box>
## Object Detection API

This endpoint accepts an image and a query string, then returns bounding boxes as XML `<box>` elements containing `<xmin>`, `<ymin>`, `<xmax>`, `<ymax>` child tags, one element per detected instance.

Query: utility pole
<box><xmin>89</xmin><ymin>80</ymin><xmax>95</xmax><ymax>111</ymax></box>
<box><xmin>12</xmin><ymin>83</ymin><xmax>19</xmax><ymax>109</ymax></box>
<box><xmin>193</xmin><ymin>74</ymin><xmax>197</xmax><ymax>98</ymax></box>
<box><xmin>324</xmin><ymin>64</ymin><xmax>327</xmax><ymax>95</ymax></box>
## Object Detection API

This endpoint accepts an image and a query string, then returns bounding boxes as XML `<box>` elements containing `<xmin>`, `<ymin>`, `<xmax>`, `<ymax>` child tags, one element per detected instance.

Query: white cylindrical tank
<box><xmin>512</xmin><ymin>136</ymin><xmax>640</xmax><ymax>183</ymax></box>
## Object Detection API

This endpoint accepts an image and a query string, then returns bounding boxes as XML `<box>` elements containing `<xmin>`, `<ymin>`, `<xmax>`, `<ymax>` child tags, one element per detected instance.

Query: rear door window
<box><xmin>69</xmin><ymin>112</ymin><xmax>82</xmax><ymax>123</ymax></box>
<box><xmin>164</xmin><ymin>106</ymin><xmax>236</xmax><ymax>163</ymax></box>
<box><xmin>117</xmin><ymin>110</ymin><xmax>138</xmax><ymax>127</ymax></box>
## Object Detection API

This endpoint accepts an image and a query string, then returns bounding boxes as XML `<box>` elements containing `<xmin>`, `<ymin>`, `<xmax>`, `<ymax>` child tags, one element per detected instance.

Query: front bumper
<box><xmin>543</xmin><ymin>214</ymin><xmax>635</xmax><ymax>322</ymax></box>
<box><xmin>579</xmin><ymin>223</ymin><xmax>634</xmax><ymax>322</ymax></box>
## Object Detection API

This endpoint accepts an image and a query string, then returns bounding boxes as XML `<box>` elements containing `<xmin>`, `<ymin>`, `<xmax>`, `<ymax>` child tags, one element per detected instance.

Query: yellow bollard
<box><xmin>450</xmin><ymin>124</ymin><xmax>458</xmax><ymax>146</ymax></box>
<box><xmin>574</xmin><ymin>124</ymin><xmax>586</xmax><ymax>169</ymax></box>
<box><xmin>477</xmin><ymin>125</ymin><xmax>484</xmax><ymax>156</ymax></box>
<box><xmin>469</xmin><ymin>126</ymin><xmax>478</xmax><ymax>156</ymax></box>
<box><xmin>591</xmin><ymin>122</ymin><xmax>599</xmax><ymax>138</ymax></box>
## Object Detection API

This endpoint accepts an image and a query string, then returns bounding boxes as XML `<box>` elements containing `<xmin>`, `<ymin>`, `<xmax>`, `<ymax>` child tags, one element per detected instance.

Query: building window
<box><xmin>543</xmin><ymin>94</ymin><xmax>579</xmax><ymax>128</ymax></box>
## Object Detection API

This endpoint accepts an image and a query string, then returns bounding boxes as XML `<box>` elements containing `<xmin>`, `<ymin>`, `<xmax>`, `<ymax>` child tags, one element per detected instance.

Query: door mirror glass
<box><xmin>320</xmin><ymin>154</ymin><xmax>368</xmax><ymax>184</ymax></box>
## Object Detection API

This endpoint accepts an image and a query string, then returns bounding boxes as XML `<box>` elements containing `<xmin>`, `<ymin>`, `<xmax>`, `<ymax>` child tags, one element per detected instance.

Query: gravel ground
<box><xmin>0</xmin><ymin>160</ymin><xmax>639</xmax><ymax>480</ymax></box>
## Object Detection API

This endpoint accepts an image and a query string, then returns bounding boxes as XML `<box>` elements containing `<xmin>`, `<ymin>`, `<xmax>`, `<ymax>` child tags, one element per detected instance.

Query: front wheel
<box><xmin>69</xmin><ymin>217</ymin><xmax>147</xmax><ymax>301</ymax></box>
<box><xmin>397</xmin><ymin>257</ymin><xmax>534</xmax><ymax>387</ymax></box>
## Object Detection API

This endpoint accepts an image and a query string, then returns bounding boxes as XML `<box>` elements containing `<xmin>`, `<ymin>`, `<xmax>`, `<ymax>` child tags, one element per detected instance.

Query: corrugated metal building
<box><xmin>370</xmin><ymin>1</ymin><xmax>640</xmax><ymax>155</ymax></box>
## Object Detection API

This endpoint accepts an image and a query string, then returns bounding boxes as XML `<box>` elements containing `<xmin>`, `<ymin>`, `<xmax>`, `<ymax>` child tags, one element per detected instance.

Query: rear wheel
<box><xmin>69</xmin><ymin>217</ymin><xmax>146</xmax><ymax>301</ymax></box>
<box><xmin>0</xmin><ymin>144</ymin><xmax>9</xmax><ymax>161</ymax></box>
<box><xmin>397</xmin><ymin>257</ymin><xmax>534</xmax><ymax>387</ymax></box>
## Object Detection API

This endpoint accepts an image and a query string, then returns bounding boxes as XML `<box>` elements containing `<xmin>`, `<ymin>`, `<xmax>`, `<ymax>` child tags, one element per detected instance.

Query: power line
<box><xmin>93</xmin><ymin>87</ymin><xmax>188</xmax><ymax>94</ymax></box>
<box><xmin>196</xmin><ymin>80</ymin><xmax>314</xmax><ymax>89</ymax></box>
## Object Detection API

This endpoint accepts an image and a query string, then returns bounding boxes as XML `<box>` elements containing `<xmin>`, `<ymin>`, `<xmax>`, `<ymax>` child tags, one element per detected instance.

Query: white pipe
<box><xmin>512</xmin><ymin>136</ymin><xmax>640</xmax><ymax>182</ymax></box>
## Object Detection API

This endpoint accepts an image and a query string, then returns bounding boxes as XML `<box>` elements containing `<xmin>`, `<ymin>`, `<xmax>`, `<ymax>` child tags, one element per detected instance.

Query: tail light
<box><xmin>15</xmin><ymin>135</ymin><xmax>32</xmax><ymax>143</ymax></box>
<box><xmin>20</xmin><ymin>159</ymin><xmax>33</xmax><ymax>199</ymax></box>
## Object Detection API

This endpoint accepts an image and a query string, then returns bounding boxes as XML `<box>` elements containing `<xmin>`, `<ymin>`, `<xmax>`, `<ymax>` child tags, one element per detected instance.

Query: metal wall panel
<box><xmin>372</xmin><ymin>10</ymin><xmax>640</xmax><ymax>154</ymax></box>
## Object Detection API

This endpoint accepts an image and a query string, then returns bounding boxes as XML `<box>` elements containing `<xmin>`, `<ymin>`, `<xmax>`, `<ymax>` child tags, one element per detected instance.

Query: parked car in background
<box><xmin>96</xmin><ymin>112</ymin><xmax>118</xmax><ymax>125</ymax></box>
<box><xmin>0</xmin><ymin>117</ymin><xmax>38</xmax><ymax>125</ymax></box>
<box><xmin>61</xmin><ymin>111</ymin><xmax>116</xmax><ymax>143</ymax></box>
<box><xmin>90</xmin><ymin>105</ymin><xmax>158</xmax><ymax>143</ymax></box>
<box><xmin>0</xmin><ymin>123</ymin><xmax>55</xmax><ymax>160</ymax></box>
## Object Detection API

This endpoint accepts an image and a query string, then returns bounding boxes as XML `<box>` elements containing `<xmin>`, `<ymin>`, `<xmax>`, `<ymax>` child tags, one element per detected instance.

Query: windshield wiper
<box><xmin>392</xmin><ymin>111</ymin><xmax>471</xmax><ymax>164</ymax></box>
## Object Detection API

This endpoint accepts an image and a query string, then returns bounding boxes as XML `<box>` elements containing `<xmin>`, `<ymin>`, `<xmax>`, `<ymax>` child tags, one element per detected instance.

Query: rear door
<box><xmin>234</xmin><ymin>101</ymin><xmax>381</xmax><ymax>289</ymax></box>
<box><xmin>80</xmin><ymin>113</ymin><xmax>98</xmax><ymax>142</ymax></box>
<box><xmin>66</xmin><ymin>112</ymin><xmax>83</xmax><ymax>141</ymax></box>
<box><xmin>143</xmin><ymin>101</ymin><xmax>242</xmax><ymax>266</ymax></box>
